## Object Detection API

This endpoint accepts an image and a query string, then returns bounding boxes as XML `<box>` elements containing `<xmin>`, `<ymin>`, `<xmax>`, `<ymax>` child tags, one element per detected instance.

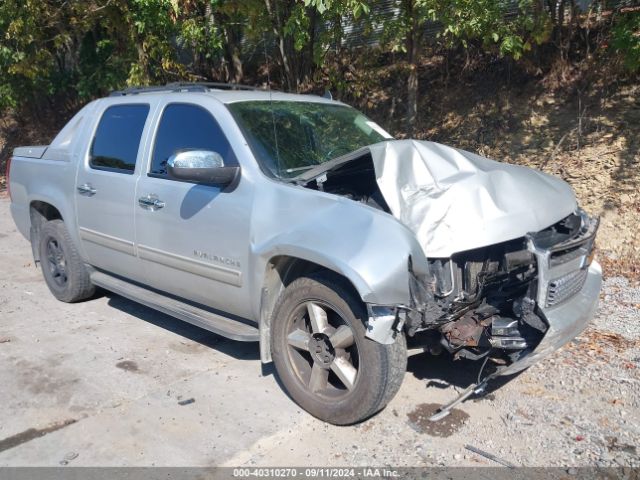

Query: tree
<box><xmin>0</xmin><ymin>0</ymin><xmax>635</xmax><ymax>123</ymax></box>
<box><xmin>611</xmin><ymin>8</ymin><xmax>640</xmax><ymax>72</ymax></box>
<box><xmin>215</xmin><ymin>1</ymin><xmax>245</xmax><ymax>83</ymax></box>
<box><xmin>375</xmin><ymin>0</ymin><xmax>551</xmax><ymax>130</ymax></box>
<box><xmin>376</xmin><ymin>0</ymin><xmax>436</xmax><ymax>132</ymax></box>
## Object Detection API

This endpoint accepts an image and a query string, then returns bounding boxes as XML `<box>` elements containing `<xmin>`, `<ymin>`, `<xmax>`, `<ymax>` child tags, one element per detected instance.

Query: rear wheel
<box><xmin>38</xmin><ymin>220</ymin><xmax>95</xmax><ymax>303</ymax></box>
<box><xmin>271</xmin><ymin>273</ymin><xmax>407</xmax><ymax>425</ymax></box>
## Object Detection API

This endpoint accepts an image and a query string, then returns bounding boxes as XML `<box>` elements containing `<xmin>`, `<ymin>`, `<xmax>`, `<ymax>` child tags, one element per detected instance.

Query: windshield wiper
<box><xmin>287</xmin><ymin>146</ymin><xmax>370</xmax><ymax>184</ymax></box>
<box><xmin>284</xmin><ymin>165</ymin><xmax>317</xmax><ymax>173</ymax></box>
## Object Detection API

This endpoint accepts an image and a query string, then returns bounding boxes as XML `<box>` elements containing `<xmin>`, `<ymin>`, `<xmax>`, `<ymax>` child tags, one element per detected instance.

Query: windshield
<box><xmin>227</xmin><ymin>101</ymin><xmax>392</xmax><ymax>179</ymax></box>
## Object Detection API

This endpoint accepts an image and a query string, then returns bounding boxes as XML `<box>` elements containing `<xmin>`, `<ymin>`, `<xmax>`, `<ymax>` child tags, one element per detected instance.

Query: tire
<box><xmin>271</xmin><ymin>272</ymin><xmax>407</xmax><ymax>425</ymax></box>
<box><xmin>37</xmin><ymin>219</ymin><xmax>95</xmax><ymax>303</ymax></box>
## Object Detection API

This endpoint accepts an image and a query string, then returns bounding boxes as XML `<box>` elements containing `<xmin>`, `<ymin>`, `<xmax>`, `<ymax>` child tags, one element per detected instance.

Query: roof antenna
<box><xmin>262</xmin><ymin>33</ymin><xmax>282</xmax><ymax>176</ymax></box>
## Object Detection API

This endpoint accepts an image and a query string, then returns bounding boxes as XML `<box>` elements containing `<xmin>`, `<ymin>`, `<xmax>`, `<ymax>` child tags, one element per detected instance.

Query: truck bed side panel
<box><xmin>9</xmin><ymin>100</ymin><xmax>100</xmax><ymax>251</ymax></box>
<box><xmin>9</xmin><ymin>156</ymin><xmax>81</xmax><ymax>251</ymax></box>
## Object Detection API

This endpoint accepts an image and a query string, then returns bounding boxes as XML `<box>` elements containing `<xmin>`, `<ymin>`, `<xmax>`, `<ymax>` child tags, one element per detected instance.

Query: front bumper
<box><xmin>497</xmin><ymin>260</ymin><xmax>602</xmax><ymax>377</ymax></box>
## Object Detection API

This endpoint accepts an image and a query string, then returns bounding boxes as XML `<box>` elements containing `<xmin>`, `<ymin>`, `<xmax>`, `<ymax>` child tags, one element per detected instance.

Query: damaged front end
<box><xmin>366</xmin><ymin>209</ymin><xmax>601</xmax><ymax>419</ymax></box>
<box><xmin>296</xmin><ymin>139</ymin><xmax>601</xmax><ymax>395</ymax></box>
<box><xmin>400</xmin><ymin>208</ymin><xmax>599</xmax><ymax>369</ymax></box>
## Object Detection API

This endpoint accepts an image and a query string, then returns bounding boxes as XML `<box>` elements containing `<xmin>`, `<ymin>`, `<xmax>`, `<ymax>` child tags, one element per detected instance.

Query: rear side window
<box><xmin>90</xmin><ymin>104</ymin><xmax>150</xmax><ymax>173</ymax></box>
<box><xmin>150</xmin><ymin>103</ymin><xmax>236</xmax><ymax>176</ymax></box>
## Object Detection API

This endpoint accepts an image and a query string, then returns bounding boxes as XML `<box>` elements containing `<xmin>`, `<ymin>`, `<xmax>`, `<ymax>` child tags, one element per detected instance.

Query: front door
<box><xmin>135</xmin><ymin>102</ymin><xmax>253</xmax><ymax>319</ymax></box>
<box><xmin>75</xmin><ymin>103</ymin><xmax>151</xmax><ymax>282</ymax></box>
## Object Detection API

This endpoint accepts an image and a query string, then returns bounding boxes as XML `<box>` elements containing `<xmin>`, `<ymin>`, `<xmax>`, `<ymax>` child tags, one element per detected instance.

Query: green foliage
<box><xmin>375</xmin><ymin>0</ymin><xmax>550</xmax><ymax>60</ymax></box>
<box><xmin>611</xmin><ymin>11</ymin><xmax>640</xmax><ymax>72</ymax></box>
<box><xmin>304</xmin><ymin>0</ymin><xmax>369</xmax><ymax>18</ymax></box>
<box><xmin>179</xmin><ymin>16</ymin><xmax>223</xmax><ymax>60</ymax></box>
<box><xmin>0</xmin><ymin>0</ymin><xmax>227</xmax><ymax>113</ymax></box>
<box><xmin>0</xmin><ymin>0</ymin><xmax>635</xmax><ymax>117</ymax></box>
<box><xmin>438</xmin><ymin>1</ymin><xmax>523</xmax><ymax>55</ymax></box>
<box><xmin>284</xmin><ymin>3</ymin><xmax>312</xmax><ymax>52</ymax></box>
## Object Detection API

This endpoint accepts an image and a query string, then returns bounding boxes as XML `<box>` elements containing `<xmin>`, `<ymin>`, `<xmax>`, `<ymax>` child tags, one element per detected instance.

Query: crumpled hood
<box><xmin>370</xmin><ymin>140</ymin><xmax>577</xmax><ymax>258</ymax></box>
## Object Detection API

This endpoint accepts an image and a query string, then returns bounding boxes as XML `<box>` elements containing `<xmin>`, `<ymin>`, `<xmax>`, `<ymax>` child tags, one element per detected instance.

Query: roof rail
<box><xmin>109</xmin><ymin>82</ymin><xmax>263</xmax><ymax>97</ymax></box>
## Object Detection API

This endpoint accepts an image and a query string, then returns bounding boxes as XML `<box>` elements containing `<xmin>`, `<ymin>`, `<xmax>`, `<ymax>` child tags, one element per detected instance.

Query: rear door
<box><xmin>75</xmin><ymin>102</ymin><xmax>152</xmax><ymax>282</ymax></box>
<box><xmin>135</xmin><ymin>100</ymin><xmax>253</xmax><ymax>319</ymax></box>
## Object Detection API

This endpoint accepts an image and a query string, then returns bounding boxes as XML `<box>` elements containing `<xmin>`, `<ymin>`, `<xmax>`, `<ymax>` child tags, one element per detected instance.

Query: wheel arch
<box><xmin>29</xmin><ymin>200</ymin><xmax>65</xmax><ymax>264</ymax></box>
<box><xmin>258</xmin><ymin>255</ymin><xmax>363</xmax><ymax>363</ymax></box>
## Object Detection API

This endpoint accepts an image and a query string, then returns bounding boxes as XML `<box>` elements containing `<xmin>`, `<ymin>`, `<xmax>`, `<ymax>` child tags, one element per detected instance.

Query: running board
<box><xmin>90</xmin><ymin>271</ymin><xmax>259</xmax><ymax>342</ymax></box>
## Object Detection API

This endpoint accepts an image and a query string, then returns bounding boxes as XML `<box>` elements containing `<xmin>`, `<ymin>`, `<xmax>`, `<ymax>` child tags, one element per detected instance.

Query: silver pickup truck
<box><xmin>8</xmin><ymin>83</ymin><xmax>601</xmax><ymax>425</ymax></box>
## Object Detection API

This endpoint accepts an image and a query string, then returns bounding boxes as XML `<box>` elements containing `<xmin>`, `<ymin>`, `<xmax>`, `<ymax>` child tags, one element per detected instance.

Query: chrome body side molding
<box><xmin>138</xmin><ymin>245</ymin><xmax>242</xmax><ymax>287</ymax></box>
<box><xmin>79</xmin><ymin>227</ymin><xmax>135</xmax><ymax>256</ymax></box>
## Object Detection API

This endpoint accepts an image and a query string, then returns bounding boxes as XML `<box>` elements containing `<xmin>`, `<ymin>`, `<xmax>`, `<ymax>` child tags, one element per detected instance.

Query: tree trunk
<box><xmin>223</xmin><ymin>25</ymin><xmax>243</xmax><ymax>83</ymax></box>
<box><xmin>228</xmin><ymin>42</ymin><xmax>244</xmax><ymax>84</ymax></box>
<box><xmin>213</xmin><ymin>5</ymin><xmax>244</xmax><ymax>84</ymax></box>
<box><xmin>404</xmin><ymin>0</ymin><xmax>420</xmax><ymax>133</ymax></box>
<box><xmin>264</xmin><ymin>0</ymin><xmax>295</xmax><ymax>91</ymax></box>
<box><xmin>305</xmin><ymin>7</ymin><xmax>318</xmax><ymax>84</ymax></box>
<box><xmin>407</xmin><ymin>65</ymin><xmax>418</xmax><ymax>132</ymax></box>
<box><xmin>204</xmin><ymin>2</ymin><xmax>215</xmax><ymax>78</ymax></box>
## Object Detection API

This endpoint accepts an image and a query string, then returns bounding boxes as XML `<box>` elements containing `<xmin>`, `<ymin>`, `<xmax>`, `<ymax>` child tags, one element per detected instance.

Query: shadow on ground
<box><xmin>104</xmin><ymin>292</ymin><xmax>263</xmax><ymax>363</ymax></box>
<box><xmin>407</xmin><ymin>351</ymin><xmax>523</xmax><ymax>396</ymax></box>
<box><xmin>103</xmin><ymin>289</ymin><xmax>522</xmax><ymax>403</ymax></box>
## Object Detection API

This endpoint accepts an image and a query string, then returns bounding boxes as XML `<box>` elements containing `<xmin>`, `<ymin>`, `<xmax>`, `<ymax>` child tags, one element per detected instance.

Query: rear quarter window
<box><xmin>90</xmin><ymin>104</ymin><xmax>150</xmax><ymax>173</ymax></box>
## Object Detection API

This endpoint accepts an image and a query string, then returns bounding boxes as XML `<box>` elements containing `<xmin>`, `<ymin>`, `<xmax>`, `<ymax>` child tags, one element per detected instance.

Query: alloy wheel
<box><xmin>285</xmin><ymin>300</ymin><xmax>360</xmax><ymax>398</ymax></box>
<box><xmin>46</xmin><ymin>237</ymin><xmax>68</xmax><ymax>287</ymax></box>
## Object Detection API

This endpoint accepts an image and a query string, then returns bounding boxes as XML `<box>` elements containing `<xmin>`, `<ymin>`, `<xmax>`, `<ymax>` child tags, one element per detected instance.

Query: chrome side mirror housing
<box><xmin>167</xmin><ymin>150</ymin><xmax>240</xmax><ymax>187</ymax></box>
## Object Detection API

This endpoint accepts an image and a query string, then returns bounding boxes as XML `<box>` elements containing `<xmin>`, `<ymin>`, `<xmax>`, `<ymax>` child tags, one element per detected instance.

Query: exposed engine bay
<box><xmin>297</xmin><ymin>141</ymin><xmax>598</xmax><ymax>371</ymax></box>
<box><xmin>407</xmin><ymin>204</ymin><xmax>597</xmax><ymax>369</ymax></box>
<box><xmin>301</xmin><ymin>151</ymin><xmax>390</xmax><ymax>212</ymax></box>
<box><xmin>407</xmin><ymin>238</ymin><xmax>544</xmax><ymax>364</ymax></box>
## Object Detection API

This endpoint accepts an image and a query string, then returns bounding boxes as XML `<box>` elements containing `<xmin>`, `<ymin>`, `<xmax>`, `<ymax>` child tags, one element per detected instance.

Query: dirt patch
<box><xmin>568</xmin><ymin>329</ymin><xmax>640</xmax><ymax>357</ymax></box>
<box><xmin>169</xmin><ymin>340</ymin><xmax>207</xmax><ymax>354</ymax></box>
<box><xmin>407</xmin><ymin>402</ymin><xmax>469</xmax><ymax>437</ymax></box>
<box><xmin>115</xmin><ymin>360</ymin><xmax>139</xmax><ymax>373</ymax></box>
<box><xmin>15</xmin><ymin>358</ymin><xmax>81</xmax><ymax>398</ymax></box>
<box><xmin>0</xmin><ymin>419</ymin><xmax>77</xmax><ymax>453</ymax></box>
<box><xmin>599</xmin><ymin>256</ymin><xmax>640</xmax><ymax>285</ymax></box>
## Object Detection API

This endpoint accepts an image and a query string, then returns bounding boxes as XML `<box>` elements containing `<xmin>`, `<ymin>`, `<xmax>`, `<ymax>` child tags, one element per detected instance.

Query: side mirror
<box><xmin>166</xmin><ymin>150</ymin><xmax>240</xmax><ymax>187</ymax></box>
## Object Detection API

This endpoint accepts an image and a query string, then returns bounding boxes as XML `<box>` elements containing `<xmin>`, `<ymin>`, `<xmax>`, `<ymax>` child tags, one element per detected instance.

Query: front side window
<box><xmin>150</xmin><ymin>103</ymin><xmax>236</xmax><ymax>176</ymax></box>
<box><xmin>227</xmin><ymin>101</ymin><xmax>392</xmax><ymax>179</ymax></box>
<box><xmin>90</xmin><ymin>104</ymin><xmax>149</xmax><ymax>173</ymax></box>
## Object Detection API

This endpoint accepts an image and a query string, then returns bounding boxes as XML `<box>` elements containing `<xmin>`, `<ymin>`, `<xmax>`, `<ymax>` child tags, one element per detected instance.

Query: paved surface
<box><xmin>1</xmin><ymin>196</ymin><xmax>638</xmax><ymax>467</ymax></box>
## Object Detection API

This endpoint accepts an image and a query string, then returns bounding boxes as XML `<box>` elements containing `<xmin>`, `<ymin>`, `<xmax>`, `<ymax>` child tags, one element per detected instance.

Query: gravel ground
<box><xmin>484</xmin><ymin>277</ymin><xmax>640</xmax><ymax>468</ymax></box>
<box><xmin>595</xmin><ymin>277</ymin><xmax>640</xmax><ymax>338</ymax></box>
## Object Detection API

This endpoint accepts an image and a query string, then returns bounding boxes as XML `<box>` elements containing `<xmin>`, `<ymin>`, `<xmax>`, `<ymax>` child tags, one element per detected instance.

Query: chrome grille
<box><xmin>528</xmin><ymin>209</ymin><xmax>598</xmax><ymax>310</ymax></box>
<box><xmin>546</xmin><ymin>268</ymin><xmax>589</xmax><ymax>307</ymax></box>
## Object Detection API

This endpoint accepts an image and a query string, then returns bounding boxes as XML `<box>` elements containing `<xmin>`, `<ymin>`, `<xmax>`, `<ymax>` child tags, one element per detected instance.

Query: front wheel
<box><xmin>271</xmin><ymin>273</ymin><xmax>407</xmax><ymax>425</ymax></box>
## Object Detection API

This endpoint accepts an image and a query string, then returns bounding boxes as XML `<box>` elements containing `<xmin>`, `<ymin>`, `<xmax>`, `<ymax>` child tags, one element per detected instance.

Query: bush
<box><xmin>611</xmin><ymin>10</ymin><xmax>640</xmax><ymax>72</ymax></box>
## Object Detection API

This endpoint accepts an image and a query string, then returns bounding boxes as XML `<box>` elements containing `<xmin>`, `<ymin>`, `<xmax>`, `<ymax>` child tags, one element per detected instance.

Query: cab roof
<box><xmin>108</xmin><ymin>82</ymin><xmax>339</xmax><ymax>105</ymax></box>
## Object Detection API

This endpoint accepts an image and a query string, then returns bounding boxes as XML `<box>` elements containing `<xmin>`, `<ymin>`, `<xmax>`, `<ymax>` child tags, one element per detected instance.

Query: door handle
<box><xmin>138</xmin><ymin>195</ymin><xmax>165</xmax><ymax>211</ymax></box>
<box><xmin>77</xmin><ymin>183</ymin><xmax>97</xmax><ymax>196</ymax></box>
